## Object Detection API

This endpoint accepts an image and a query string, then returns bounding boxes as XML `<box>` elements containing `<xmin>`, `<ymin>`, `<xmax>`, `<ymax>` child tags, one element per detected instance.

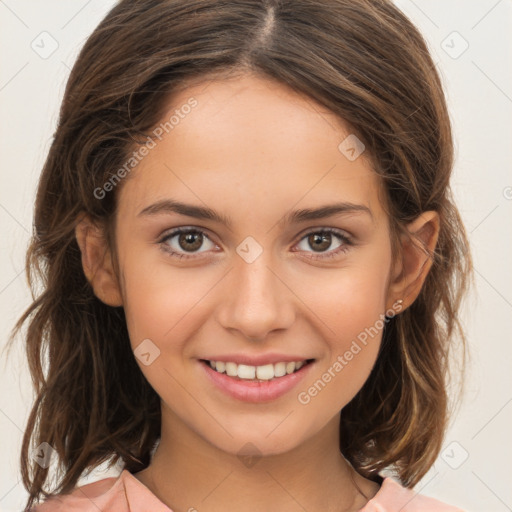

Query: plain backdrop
<box><xmin>1</xmin><ymin>1</ymin><xmax>511</xmax><ymax>511</ymax></box>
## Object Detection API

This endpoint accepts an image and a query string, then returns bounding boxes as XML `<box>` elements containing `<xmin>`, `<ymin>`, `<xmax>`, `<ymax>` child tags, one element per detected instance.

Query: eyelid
<box><xmin>295</xmin><ymin>225</ymin><xmax>353</xmax><ymax>243</ymax></box>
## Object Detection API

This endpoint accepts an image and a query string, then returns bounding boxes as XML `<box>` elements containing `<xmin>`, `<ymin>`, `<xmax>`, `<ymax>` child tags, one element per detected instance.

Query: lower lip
<box><xmin>199</xmin><ymin>360</ymin><xmax>315</xmax><ymax>403</ymax></box>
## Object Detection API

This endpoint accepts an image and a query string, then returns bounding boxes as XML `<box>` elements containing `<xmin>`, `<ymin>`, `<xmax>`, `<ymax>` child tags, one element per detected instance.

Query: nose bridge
<box><xmin>236</xmin><ymin>250</ymin><xmax>277</xmax><ymax>307</ymax></box>
<box><xmin>217</xmin><ymin>238</ymin><xmax>294</xmax><ymax>340</ymax></box>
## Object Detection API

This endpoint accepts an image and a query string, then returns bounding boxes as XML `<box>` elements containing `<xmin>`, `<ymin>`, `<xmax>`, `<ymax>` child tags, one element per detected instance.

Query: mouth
<box><xmin>199</xmin><ymin>357</ymin><xmax>316</xmax><ymax>402</ymax></box>
<box><xmin>199</xmin><ymin>358</ymin><xmax>315</xmax><ymax>382</ymax></box>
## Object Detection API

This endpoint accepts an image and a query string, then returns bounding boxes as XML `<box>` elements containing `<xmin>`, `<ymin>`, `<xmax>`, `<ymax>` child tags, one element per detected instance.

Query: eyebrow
<box><xmin>137</xmin><ymin>199</ymin><xmax>372</xmax><ymax>227</ymax></box>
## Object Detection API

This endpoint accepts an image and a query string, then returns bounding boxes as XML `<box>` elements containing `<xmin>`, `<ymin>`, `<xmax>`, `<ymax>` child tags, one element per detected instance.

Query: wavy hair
<box><xmin>4</xmin><ymin>0</ymin><xmax>472</xmax><ymax>509</ymax></box>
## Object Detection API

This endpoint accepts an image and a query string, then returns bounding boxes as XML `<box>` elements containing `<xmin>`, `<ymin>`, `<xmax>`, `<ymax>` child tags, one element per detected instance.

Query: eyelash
<box><xmin>158</xmin><ymin>227</ymin><xmax>353</xmax><ymax>261</ymax></box>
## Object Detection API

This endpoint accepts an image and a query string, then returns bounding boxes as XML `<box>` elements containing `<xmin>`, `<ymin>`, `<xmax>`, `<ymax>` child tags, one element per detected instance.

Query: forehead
<box><xmin>164</xmin><ymin>73</ymin><xmax>357</xmax><ymax>157</ymax></box>
<box><xmin>116</xmin><ymin>74</ymin><xmax>384</xmax><ymax>221</ymax></box>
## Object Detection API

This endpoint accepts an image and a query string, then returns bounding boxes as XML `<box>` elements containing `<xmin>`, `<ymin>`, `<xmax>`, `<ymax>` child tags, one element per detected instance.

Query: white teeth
<box><xmin>274</xmin><ymin>362</ymin><xmax>286</xmax><ymax>377</ymax></box>
<box><xmin>237</xmin><ymin>364</ymin><xmax>256</xmax><ymax>379</ymax></box>
<box><xmin>225</xmin><ymin>362</ymin><xmax>238</xmax><ymax>377</ymax></box>
<box><xmin>256</xmin><ymin>364</ymin><xmax>274</xmax><ymax>380</ymax></box>
<box><xmin>207</xmin><ymin>359</ymin><xmax>310</xmax><ymax>380</ymax></box>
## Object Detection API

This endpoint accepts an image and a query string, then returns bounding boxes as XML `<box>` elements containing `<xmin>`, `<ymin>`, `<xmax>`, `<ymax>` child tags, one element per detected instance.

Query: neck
<box><xmin>133</xmin><ymin>405</ymin><xmax>380</xmax><ymax>512</ymax></box>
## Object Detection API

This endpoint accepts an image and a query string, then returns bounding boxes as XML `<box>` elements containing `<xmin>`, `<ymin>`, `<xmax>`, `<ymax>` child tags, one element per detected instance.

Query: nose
<box><xmin>215</xmin><ymin>250</ymin><xmax>295</xmax><ymax>341</ymax></box>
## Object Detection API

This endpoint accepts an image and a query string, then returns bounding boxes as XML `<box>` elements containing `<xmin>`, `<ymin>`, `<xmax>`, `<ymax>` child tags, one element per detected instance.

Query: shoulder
<box><xmin>360</xmin><ymin>477</ymin><xmax>466</xmax><ymax>512</ymax></box>
<box><xmin>30</xmin><ymin>469</ymin><xmax>173</xmax><ymax>512</ymax></box>
<box><xmin>30</xmin><ymin>473</ymin><xmax>127</xmax><ymax>512</ymax></box>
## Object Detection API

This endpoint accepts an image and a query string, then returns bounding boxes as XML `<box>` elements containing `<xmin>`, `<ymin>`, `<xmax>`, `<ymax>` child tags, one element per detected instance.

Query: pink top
<box><xmin>31</xmin><ymin>469</ymin><xmax>465</xmax><ymax>511</ymax></box>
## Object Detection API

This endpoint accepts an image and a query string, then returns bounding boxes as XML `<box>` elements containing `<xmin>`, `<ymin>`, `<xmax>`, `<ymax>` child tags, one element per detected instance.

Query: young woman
<box><xmin>10</xmin><ymin>1</ymin><xmax>471</xmax><ymax>510</ymax></box>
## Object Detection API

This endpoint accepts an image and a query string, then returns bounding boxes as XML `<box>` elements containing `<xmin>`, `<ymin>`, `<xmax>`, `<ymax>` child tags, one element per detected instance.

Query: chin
<box><xmin>207</xmin><ymin>426</ymin><xmax>305</xmax><ymax>461</ymax></box>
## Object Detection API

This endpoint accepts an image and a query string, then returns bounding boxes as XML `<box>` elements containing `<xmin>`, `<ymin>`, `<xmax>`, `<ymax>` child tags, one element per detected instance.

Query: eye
<box><xmin>158</xmin><ymin>227</ymin><xmax>217</xmax><ymax>260</ymax></box>
<box><xmin>294</xmin><ymin>228</ymin><xmax>352</xmax><ymax>260</ymax></box>
<box><xmin>158</xmin><ymin>226</ymin><xmax>353</xmax><ymax>261</ymax></box>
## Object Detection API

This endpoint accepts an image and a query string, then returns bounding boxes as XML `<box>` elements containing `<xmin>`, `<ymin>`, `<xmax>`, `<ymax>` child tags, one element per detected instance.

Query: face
<box><xmin>113</xmin><ymin>73</ymin><xmax>396</xmax><ymax>456</ymax></box>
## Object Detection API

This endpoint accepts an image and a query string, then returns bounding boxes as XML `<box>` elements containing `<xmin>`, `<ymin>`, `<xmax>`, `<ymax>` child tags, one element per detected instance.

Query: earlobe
<box><xmin>75</xmin><ymin>214</ymin><xmax>123</xmax><ymax>307</ymax></box>
<box><xmin>386</xmin><ymin>211</ymin><xmax>440</xmax><ymax>311</ymax></box>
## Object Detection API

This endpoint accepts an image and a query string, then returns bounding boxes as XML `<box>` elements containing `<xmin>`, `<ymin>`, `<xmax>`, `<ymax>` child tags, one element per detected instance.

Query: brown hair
<box><xmin>5</xmin><ymin>0</ymin><xmax>472</xmax><ymax>509</ymax></box>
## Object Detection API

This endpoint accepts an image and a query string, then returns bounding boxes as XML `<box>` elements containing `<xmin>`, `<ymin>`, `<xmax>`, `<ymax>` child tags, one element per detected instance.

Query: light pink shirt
<box><xmin>31</xmin><ymin>469</ymin><xmax>465</xmax><ymax>511</ymax></box>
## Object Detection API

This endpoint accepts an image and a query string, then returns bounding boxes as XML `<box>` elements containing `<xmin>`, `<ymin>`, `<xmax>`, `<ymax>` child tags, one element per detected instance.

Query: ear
<box><xmin>75</xmin><ymin>213</ymin><xmax>123</xmax><ymax>307</ymax></box>
<box><xmin>386</xmin><ymin>211</ymin><xmax>440</xmax><ymax>312</ymax></box>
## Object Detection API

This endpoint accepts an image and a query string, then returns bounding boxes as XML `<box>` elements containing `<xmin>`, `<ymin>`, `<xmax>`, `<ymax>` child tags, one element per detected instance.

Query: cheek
<box><xmin>119</xmin><ymin>256</ymin><xmax>218</xmax><ymax>409</ymax></box>
<box><xmin>120</xmin><ymin>250</ymin><xmax>218</xmax><ymax>354</ymax></box>
<box><xmin>293</xmin><ymin>254</ymin><xmax>391</xmax><ymax>410</ymax></box>
<box><xmin>297</xmin><ymin>249</ymin><xmax>391</xmax><ymax>342</ymax></box>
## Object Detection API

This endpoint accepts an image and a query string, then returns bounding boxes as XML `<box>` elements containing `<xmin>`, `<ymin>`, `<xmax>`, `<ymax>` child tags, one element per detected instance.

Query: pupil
<box><xmin>179</xmin><ymin>232</ymin><xmax>202</xmax><ymax>251</ymax></box>
<box><xmin>310</xmin><ymin>233</ymin><xmax>330</xmax><ymax>252</ymax></box>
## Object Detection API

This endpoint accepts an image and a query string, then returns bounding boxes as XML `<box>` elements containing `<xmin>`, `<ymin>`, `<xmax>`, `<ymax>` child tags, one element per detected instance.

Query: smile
<box><xmin>199</xmin><ymin>358</ymin><xmax>316</xmax><ymax>403</ymax></box>
<box><xmin>203</xmin><ymin>359</ymin><xmax>314</xmax><ymax>381</ymax></box>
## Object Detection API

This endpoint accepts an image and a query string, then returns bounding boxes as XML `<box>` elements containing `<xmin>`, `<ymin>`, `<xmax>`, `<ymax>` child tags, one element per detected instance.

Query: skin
<box><xmin>76</xmin><ymin>73</ymin><xmax>439</xmax><ymax>512</ymax></box>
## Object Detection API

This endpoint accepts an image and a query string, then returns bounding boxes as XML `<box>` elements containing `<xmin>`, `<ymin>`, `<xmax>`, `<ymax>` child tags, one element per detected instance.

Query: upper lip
<box><xmin>200</xmin><ymin>353</ymin><xmax>315</xmax><ymax>366</ymax></box>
